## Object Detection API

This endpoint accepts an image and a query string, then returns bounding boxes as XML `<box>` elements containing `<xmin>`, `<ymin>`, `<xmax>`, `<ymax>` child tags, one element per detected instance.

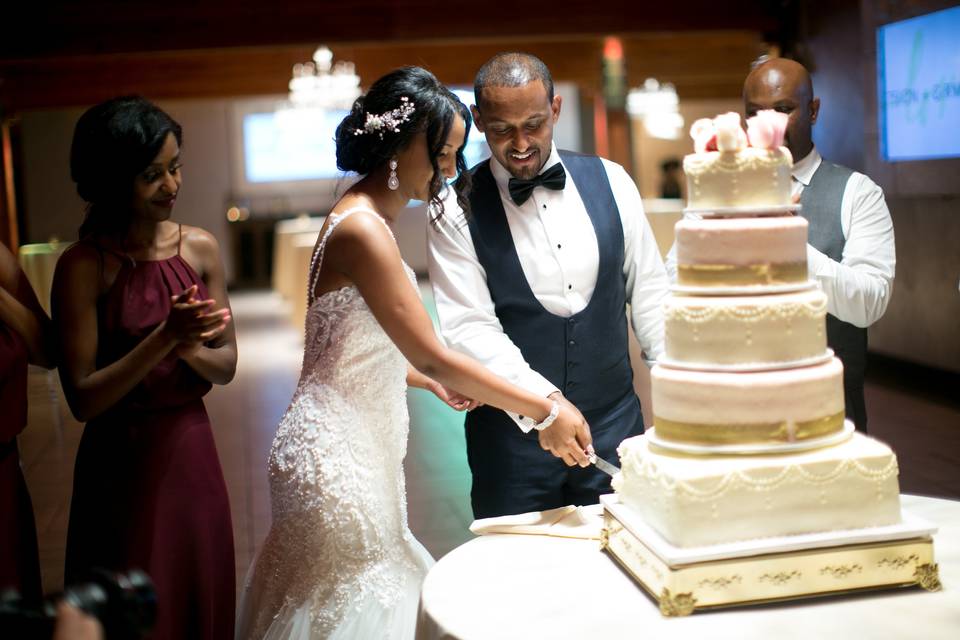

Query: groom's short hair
<box><xmin>474</xmin><ymin>52</ymin><xmax>555</xmax><ymax>109</ymax></box>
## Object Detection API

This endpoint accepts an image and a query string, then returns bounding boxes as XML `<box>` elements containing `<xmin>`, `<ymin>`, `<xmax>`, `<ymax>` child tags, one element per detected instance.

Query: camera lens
<box><xmin>0</xmin><ymin>568</ymin><xmax>156</xmax><ymax>639</ymax></box>
<box><xmin>63</xmin><ymin>569</ymin><xmax>156</xmax><ymax>639</ymax></box>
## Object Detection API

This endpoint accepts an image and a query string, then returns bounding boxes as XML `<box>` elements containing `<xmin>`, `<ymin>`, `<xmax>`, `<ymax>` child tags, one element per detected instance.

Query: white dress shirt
<box><xmin>427</xmin><ymin>144</ymin><xmax>669</xmax><ymax>432</ymax></box>
<box><xmin>665</xmin><ymin>147</ymin><xmax>896</xmax><ymax>328</ymax></box>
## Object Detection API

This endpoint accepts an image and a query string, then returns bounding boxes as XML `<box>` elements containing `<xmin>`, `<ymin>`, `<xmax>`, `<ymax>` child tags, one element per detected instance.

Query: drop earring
<box><xmin>387</xmin><ymin>158</ymin><xmax>399</xmax><ymax>190</ymax></box>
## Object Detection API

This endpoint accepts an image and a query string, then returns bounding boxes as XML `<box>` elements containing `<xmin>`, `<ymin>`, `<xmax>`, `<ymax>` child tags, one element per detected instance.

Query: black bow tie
<box><xmin>507</xmin><ymin>163</ymin><xmax>567</xmax><ymax>206</ymax></box>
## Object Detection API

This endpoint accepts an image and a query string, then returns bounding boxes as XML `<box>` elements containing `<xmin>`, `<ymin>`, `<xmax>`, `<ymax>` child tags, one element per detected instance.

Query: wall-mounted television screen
<box><xmin>242</xmin><ymin>107</ymin><xmax>349</xmax><ymax>183</ymax></box>
<box><xmin>877</xmin><ymin>5</ymin><xmax>960</xmax><ymax>161</ymax></box>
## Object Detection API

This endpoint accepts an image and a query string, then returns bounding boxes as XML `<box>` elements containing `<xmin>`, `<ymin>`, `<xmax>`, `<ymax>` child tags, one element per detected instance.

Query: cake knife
<box><xmin>588</xmin><ymin>453</ymin><xmax>620</xmax><ymax>477</ymax></box>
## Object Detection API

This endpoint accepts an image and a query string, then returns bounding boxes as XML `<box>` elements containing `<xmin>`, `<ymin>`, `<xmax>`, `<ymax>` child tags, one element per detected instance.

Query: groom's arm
<box><xmin>426</xmin><ymin>206</ymin><xmax>558</xmax><ymax>432</ymax></box>
<box><xmin>604</xmin><ymin>160</ymin><xmax>669</xmax><ymax>364</ymax></box>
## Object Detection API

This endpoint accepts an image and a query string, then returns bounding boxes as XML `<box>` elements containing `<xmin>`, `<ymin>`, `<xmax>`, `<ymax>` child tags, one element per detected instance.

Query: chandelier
<box><xmin>627</xmin><ymin>78</ymin><xmax>684</xmax><ymax>140</ymax></box>
<box><xmin>285</xmin><ymin>46</ymin><xmax>361</xmax><ymax>111</ymax></box>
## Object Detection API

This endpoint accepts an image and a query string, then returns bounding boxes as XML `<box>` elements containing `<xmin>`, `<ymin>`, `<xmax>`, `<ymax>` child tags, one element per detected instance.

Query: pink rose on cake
<box><xmin>690</xmin><ymin>117</ymin><xmax>718</xmax><ymax>153</ymax></box>
<box><xmin>690</xmin><ymin>112</ymin><xmax>750</xmax><ymax>153</ymax></box>
<box><xmin>746</xmin><ymin>109</ymin><xmax>788</xmax><ymax>150</ymax></box>
<box><xmin>714</xmin><ymin>112</ymin><xmax>748</xmax><ymax>151</ymax></box>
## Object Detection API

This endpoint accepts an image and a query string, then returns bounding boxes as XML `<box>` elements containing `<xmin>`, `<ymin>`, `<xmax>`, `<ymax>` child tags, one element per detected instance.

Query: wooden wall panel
<box><xmin>1</xmin><ymin>1</ymin><xmax>779</xmax><ymax>58</ymax></box>
<box><xmin>1</xmin><ymin>32</ymin><xmax>766</xmax><ymax>111</ymax></box>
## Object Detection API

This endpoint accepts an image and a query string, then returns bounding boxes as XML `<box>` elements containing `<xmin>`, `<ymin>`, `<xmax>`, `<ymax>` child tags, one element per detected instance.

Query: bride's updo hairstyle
<box><xmin>335</xmin><ymin>66</ymin><xmax>471</xmax><ymax>219</ymax></box>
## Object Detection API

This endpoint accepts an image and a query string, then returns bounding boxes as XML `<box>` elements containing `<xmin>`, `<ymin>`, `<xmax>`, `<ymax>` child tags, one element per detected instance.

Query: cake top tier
<box><xmin>683</xmin><ymin>111</ymin><xmax>795</xmax><ymax>213</ymax></box>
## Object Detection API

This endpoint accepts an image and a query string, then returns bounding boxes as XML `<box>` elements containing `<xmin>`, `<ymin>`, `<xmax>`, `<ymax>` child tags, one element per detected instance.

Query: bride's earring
<box><xmin>387</xmin><ymin>158</ymin><xmax>399</xmax><ymax>191</ymax></box>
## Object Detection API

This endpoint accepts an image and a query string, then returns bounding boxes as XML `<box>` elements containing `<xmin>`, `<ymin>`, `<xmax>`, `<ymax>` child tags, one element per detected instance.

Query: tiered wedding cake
<box><xmin>601</xmin><ymin>111</ymin><xmax>938</xmax><ymax>614</ymax></box>
<box><xmin>613</xmin><ymin>110</ymin><xmax>901</xmax><ymax>545</ymax></box>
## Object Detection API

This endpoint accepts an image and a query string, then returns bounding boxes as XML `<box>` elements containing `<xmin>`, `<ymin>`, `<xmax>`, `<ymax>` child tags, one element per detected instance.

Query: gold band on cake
<box><xmin>677</xmin><ymin>261</ymin><xmax>808</xmax><ymax>287</ymax></box>
<box><xmin>653</xmin><ymin>410</ymin><xmax>845</xmax><ymax>445</ymax></box>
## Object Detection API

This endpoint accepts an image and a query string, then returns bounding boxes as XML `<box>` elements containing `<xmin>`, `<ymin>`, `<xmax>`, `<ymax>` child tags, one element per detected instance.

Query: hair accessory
<box><xmin>353</xmin><ymin>96</ymin><xmax>416</xmax><ymax>139</ymax></box>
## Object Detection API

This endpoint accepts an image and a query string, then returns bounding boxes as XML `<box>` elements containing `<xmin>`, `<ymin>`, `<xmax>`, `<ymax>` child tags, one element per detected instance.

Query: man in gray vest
<box><xmin>742</xmin><ymin>57</ymin><xmax>895</xmax><ymax>432</ymax></box>
<box><xmin>427</xmin><ymin>52</ymin><xmax>669</xmax><ymax>518</ymax></box>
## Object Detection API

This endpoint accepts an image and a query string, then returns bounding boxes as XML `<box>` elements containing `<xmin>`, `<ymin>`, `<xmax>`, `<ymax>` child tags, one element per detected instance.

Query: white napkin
<box><xmin>469</xmin><ymin>503</ymin><xmax>604</xmax><ymax>540</ymax></box>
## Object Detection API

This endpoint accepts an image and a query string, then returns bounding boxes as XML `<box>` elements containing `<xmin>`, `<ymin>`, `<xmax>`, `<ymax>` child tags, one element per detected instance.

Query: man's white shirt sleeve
<box><xmin>803</xmin><ymin>171</ymin><xmax>896</xmax><ymax>328</ymax></box>
<box><xmin>426</xmin><ymin>204</ymin><xmax>558</xmax><ymax>433</ymax></box>
<box><xmin>603</xmin><ymin>160</ymin><xmax>668</xmax><ymax>362</ymax></box>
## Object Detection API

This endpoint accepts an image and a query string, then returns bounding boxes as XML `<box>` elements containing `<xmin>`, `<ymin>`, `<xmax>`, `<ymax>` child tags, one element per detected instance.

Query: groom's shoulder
<box><xmin>559</xmin><ymin>150</ymin><xmax>629</xmax><ymax>181</ymax></box>
<box><xmin>468</xmin><ymin>158</ymin><xmax>493</xmax><ymax>178</ymax></box>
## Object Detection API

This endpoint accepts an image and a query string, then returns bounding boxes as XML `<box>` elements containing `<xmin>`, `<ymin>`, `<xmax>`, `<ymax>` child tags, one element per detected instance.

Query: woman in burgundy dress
<box><xmin>0</xmin><ymin>240</ymin><xmax>55</xmax><ymax>604</ymax></box>
<box><xmin>52</xmin><ymin>96</ymin><xmax>237</xmax><ymax>639</ymax></box>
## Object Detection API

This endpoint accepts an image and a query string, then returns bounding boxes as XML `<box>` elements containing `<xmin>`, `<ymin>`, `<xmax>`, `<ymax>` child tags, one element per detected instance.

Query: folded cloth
<box><xmin>469</xmin><ymin>503</ymin><xmax>604</xmax><ymax>540</ymax></box>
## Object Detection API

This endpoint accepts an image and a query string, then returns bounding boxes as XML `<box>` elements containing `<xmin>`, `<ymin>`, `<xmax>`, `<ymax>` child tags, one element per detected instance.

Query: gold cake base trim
<box><xmin>602</xmin><ymin>506</ymin><xmax>939</xmax><ymax>616</ymax></box>
<box><xmin>677</xmin><ymin>261</ymin><xmax>807</xmax><ymax>287</ymax></box>
<box><xmin>653</xmin><ymin>410</ymin><xmax>845</xmax><ymax>446</ymax></box>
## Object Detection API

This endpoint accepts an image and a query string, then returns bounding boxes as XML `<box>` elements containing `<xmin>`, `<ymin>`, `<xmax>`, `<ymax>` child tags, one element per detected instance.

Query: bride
<box><xmin>235</xmin><ymin>67</ymin><xmax>593</xmax><ymax>639</ymax></box>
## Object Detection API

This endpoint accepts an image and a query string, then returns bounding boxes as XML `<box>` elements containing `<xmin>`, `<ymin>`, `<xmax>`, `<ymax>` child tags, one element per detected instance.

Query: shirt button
<box><xmin>568</xmin><ymin>339</ymin><xmax>576</xmax><ymax>346</ymax></box>
<box><xmin>557</xmin><ymin>244</ymin><xmax>561</xmax><ymax>249</ymax></box>
<box><xmin>568</xmin><ymin>284</ymin><xmax>572</xmax><ymax>290</ymax></box>
<box><xmin>542</xmin><ymin>204</ymin><xmax>547</xmax><ymax>209</ymax></box>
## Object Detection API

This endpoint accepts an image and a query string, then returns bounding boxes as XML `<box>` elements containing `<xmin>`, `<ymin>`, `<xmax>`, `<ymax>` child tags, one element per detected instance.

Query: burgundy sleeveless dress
<box><xmin>64</xmin><ymin>239</ymin><xmax>235</xmax><ymax>640</ymax></box>
<box><xmin>0</xmin><ymin>320</ymin><xmax>42</xmax><ymax>603</ymax></box>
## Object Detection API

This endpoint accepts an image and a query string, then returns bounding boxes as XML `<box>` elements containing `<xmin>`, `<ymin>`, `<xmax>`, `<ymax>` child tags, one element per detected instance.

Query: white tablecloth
<box><xmin>271</xmin><ymin>215</ymin><xmax>325</xmax><ymax>303</ymax></box>
<box><xmin>18</xmin><ymin>242</ymin><xmax>68</xmax><ymax>314</ymax></box>
<box><xmin>416</xmin><ymin>495</ymin><xmax>960</xmax><ymax>639</ymax></box>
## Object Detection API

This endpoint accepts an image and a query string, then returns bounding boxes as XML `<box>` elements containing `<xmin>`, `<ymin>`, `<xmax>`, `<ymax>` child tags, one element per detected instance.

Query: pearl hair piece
<box><xmin>353</xmin><ymin>96</ymin><xmax>416</xmax><ymax>139</ymax></box>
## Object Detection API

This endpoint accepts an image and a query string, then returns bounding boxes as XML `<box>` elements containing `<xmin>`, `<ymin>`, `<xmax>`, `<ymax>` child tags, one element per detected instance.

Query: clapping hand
<box><xmin>164</xmin><ymin>285</ymin><xmax>232</xmax><ymax>357</ymax></box>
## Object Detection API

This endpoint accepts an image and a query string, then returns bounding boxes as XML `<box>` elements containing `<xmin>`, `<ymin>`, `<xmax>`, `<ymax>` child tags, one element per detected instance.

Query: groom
<box><xmin>427</xmin><ymin>52</ymin><xmax>669</xmax><ymax>518</ymax></box>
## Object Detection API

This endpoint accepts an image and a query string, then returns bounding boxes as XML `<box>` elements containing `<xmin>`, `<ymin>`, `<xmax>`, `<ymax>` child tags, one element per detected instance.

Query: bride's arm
<box><xmin>322</xmin><ymin>212</ymin><xmax>591</xmax><ymax>466</ymax></box>
<box><xmin>407</xmin><ymin>363</ymin><xmax>480</xmax><ymax>411</ymax></box>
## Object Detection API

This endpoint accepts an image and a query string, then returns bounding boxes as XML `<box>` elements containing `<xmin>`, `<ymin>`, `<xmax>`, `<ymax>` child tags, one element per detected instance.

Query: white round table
<box><xmin>416</xmin><ymin>495</ymin><xmax>960</xmax><ymax>639</ymax></box>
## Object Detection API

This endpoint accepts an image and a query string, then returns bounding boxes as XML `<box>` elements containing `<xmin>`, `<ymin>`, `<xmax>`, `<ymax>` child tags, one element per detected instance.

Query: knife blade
<box><xmin>589</xmin><ymin>453</ymin><xmax>620</xmax><ymax>477</ymax></box>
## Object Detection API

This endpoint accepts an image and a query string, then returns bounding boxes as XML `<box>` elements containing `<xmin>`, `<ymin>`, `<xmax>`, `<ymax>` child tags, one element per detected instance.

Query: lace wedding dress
<box><xmin>236</xmin><ymin>208</ymin><xmax>433</xmax><ymax>639</ymax></box>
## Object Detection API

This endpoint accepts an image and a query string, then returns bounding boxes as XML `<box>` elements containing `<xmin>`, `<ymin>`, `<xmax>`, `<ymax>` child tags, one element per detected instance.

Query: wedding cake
<box><xmin>611</xmin><ymin>110</ymin><xmax>903</xmax><ymax>548</ymax></box>
<box><xmin>681</xmin><ymin>112</ymin><xmax>793</xmax><ymax>211</ymax></box>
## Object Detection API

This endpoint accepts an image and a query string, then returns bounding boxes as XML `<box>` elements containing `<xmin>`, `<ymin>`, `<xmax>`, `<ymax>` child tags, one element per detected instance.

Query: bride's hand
<box><xmin>429</xmin><ymin>382</ymin><xmax>482</xmax><ymax>412</ymax></box>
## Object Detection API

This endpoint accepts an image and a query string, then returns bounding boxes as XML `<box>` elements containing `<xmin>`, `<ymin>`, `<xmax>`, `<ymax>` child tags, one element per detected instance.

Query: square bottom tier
<box><xmin>600</xmin><ymin>495</ymin><xmax>941</xmax><ymax>616</ymax></box>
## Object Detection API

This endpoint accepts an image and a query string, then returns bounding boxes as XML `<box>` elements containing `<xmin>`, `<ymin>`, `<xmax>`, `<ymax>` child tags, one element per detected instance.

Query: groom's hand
<box><xmin>538</xmin><ymin>393</ymin><xmax>592</xmax><ymax>467</ymax></box>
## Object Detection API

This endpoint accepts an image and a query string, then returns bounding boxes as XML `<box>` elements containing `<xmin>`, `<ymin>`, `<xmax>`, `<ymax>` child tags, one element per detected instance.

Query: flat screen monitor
<box><xmin>229</xmin><ymin>97</ymin><xmax>351</xmax><ymax>199</ymax></box>
<box><xmin>877</xmin><ymin>5</ymin><xmax>960</xmax><ymax>161</ymax></box>
<box><xmin>242</xmin><ymin>107</ymin><xmax>348</xmax><ymax>183</ymax></box>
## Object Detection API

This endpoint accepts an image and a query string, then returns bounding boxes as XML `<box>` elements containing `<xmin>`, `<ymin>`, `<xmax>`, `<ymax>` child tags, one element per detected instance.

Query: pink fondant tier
<box><xmin>650</xmin><ymin>357</ymin><xmax>845</xmax><ymax>446</ymax></box>
<box><xmin>675</xmin><ymin>215</ymin><xmax>809</xmax><ymax>288</ymax></box>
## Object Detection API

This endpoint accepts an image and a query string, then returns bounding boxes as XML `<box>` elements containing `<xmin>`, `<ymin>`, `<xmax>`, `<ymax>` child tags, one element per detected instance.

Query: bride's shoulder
<box><xmin>323</xmin><ymin>205</ymin><xmax>394</xmax><ymax>255</ymax></box>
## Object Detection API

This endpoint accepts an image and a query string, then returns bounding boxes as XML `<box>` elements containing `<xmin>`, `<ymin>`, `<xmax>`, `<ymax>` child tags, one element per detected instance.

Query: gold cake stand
<box><xmin>600</xmin><ymin>495</ymin><xmax>941</xmax><ymax>616</ymax></box>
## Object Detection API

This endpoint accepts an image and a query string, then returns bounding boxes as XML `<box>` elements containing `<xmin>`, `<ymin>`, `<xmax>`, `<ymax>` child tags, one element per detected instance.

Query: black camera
<box><xmin>0</xmin><ymin>569</ymin><xmax>156</xmax><ymax>640</ymax></box>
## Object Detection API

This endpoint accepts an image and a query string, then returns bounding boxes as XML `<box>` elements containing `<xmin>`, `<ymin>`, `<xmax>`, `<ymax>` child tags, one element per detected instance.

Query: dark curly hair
<box><xmin>70</xmin><ymin>96</ymin><xmax>182</xmax><ymax>239</ymax></box>
<box><xmin>335</xmin><ymin>66</ymin><xmax>471</xmax><ymax>221</ymax></box>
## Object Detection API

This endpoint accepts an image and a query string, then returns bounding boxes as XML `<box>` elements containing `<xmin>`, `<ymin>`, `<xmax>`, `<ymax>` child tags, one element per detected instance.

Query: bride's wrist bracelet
<box><xmin>532</xmin><ymin>400</ymin><xmax>560</xmax><ymax>431</ymax></box>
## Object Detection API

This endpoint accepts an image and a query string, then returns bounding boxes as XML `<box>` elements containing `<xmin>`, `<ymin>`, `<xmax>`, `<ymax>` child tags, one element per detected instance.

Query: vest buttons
<box><xmin>568</xmin><ymin>339</ymin><xmax>575</xmax><ymax>346</ymax></box>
